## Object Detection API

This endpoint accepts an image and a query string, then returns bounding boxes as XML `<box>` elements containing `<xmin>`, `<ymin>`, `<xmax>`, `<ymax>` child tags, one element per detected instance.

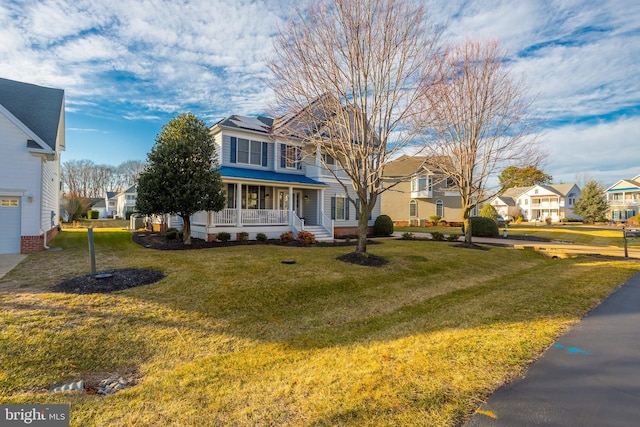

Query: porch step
<box><xmin>303</xmin><ymin>226</ymin><xmax>334</xmax><ymax>241</ymax></box>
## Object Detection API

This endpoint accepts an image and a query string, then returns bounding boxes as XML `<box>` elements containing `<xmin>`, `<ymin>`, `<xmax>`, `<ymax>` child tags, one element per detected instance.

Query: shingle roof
<box><xmin>0</xmin><ymin>77</ymin><xmax>64</xmax><ymax>151</ymax></box>
<box><xmin>216</xmin><ymin>115</ymin><xmax>273</xmax><ymax>134</ymax></box>
<box><xmin>219</xmin><ymin>166</ymin><xmax>326</xmax><ymax>187</ymax></box>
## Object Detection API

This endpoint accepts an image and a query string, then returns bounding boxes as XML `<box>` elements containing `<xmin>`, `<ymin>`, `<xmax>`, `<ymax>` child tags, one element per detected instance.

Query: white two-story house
<box><xmin>490</xmin><ymin>183</ymin><xmax>581</xmax><ymax>222</ymax></box>
<box><xmin>115</xmin><ymin>185</ymin><xmax>137</xmax><ymax>219</ymax></box>
<box><xmin>189</xmin><ymin>115</ymin><xmax>380</xmax><ymax>241</ymax></box>
<box><xmin>0</xmin><ymin>78</ymin><xmax>65</xmax><ymax>254</ymax></box>
<box><xmin>605</xmin><ymin>173</ymin><xmax>640</xmax><ymax>222</ymax></box>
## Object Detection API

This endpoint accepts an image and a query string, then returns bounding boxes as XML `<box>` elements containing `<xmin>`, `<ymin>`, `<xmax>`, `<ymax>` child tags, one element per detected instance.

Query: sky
<box><xmin>1</xmin><ymin>0</ymin><xmax>638</xmax><ymax>187</ymax></box>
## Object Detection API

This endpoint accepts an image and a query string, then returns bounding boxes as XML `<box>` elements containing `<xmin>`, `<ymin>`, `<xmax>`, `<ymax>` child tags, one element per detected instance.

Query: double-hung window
<box><xmin>281</xmin><ymin>144</ymin><xmax>302</xmax><ymax>169</ymax></box>
<box><xmin>331</xmin><ymin>196</ymin><xmax>349</xmax><ymax>220</ymax></box>
<box><xmin>230</xmin><ymin>137</ymin><xmax>268</xmax><ymax>166</ymax></box>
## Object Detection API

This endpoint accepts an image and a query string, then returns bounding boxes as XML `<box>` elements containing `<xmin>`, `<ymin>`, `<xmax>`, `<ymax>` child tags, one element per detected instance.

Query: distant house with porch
<box><xmin>189</xmin><ymin>114</ymin><xmax>381</xmax><ymax>241</ymax></box>
<box><xmin>115</xmin><ymin>185</ymin><xmax>136</xmax><ymax>219</ymax></box>
<box><xmin>604</xmin><ymin>173</ymin><xmax>640</xmax><ymax>222</ymax></box>
<box><xmin>489</xmin><ymin>183</ymin><xmax>581</xmax><ymax>222</ymax></box>
<box><xmin>381</xmin><ymin>155</ymin><xmax>468</xmax><ymax>225</ymax></box>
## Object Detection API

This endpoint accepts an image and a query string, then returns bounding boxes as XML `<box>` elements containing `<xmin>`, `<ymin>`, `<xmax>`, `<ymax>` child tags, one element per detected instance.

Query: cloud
<box><xmin>543</xmin><ymin>116</ymin><xmax>640</xmax><ymax>185</ymax></box>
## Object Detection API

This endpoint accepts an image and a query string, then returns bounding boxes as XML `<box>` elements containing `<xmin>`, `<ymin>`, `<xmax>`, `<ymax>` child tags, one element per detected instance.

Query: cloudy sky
<box><xmin>1</xmin><ymin>0</ymin><xmax>638</xmax><ymax>186</ymax></box>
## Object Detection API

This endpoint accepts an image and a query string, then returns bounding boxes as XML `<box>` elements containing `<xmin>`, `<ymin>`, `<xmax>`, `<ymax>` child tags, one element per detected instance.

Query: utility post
<box><xmin>622</xmin><ymin>227</ymin><xmax>628</xmax><ymax>258</ymax></box>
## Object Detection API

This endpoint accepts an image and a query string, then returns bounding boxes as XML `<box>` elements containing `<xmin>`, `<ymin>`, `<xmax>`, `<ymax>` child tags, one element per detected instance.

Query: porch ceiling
<box><xmin>219</xmin><ymin>166</ymin><xmax>327</xmax><ymax>187</ymax></box>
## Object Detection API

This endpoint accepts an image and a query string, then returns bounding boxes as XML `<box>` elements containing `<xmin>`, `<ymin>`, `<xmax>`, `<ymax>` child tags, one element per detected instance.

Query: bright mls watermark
<box><xmin>1</xmin><ymin>405</ymin><xmax>69</xmax><ymax>426</ymax></box>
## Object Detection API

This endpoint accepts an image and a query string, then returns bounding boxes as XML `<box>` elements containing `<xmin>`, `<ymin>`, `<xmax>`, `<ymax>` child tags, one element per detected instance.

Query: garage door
<box><xmin>0</xmin><ymin>197</ymin><xmax>21</xmax><ymax>254</ymax></box>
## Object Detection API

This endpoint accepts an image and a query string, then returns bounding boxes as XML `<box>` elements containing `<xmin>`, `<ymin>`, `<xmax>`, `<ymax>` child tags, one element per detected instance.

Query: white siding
<box><xmin>0</xmin><ymin>113</ymin><xmax>43</xmax><ymax>236</ymax></box>
<box><xmin>41</xmin><ymin>157</ymin><xmax>60</xmax><ymax>230</ymax></box>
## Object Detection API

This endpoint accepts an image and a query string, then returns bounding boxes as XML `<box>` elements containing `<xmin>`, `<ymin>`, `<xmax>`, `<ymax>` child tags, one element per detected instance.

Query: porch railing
<box><xmin>321</xmin><ymin>211</ymin><xmax>334</xmax><ymax>239</ymax></box>
<box><xmin>210</xmin><ymin>208</ymin><xmax>289</xmax><ymax>226</ymax></box>
<box><xmin>242</xmin><ymin>209</ymin><xmax>288</xmax><ymax>225</ymax></box>
<box><xmin>292</xmin><ymin>212</ymin><xmax>305</xmax><ymax>236</ymax></box>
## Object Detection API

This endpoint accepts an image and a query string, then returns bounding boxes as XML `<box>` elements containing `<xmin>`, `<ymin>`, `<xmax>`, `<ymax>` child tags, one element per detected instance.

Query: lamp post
<box><xmin>623</xmin><ymin>226</ymin><xmax>628</xmax><ymax>258</ymax></box>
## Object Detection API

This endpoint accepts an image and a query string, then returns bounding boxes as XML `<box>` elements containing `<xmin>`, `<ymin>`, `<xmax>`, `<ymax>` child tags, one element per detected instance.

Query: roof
<box><xmin>106</xmin><ymin>191</ymin><xmax>117</xmax><ymax>200</ymax></box>
<box><xmin>219</xmin><ymin>166</ymin><xmax>326</xmax><ymax>187</ymax></box>
<box><xmin>383</xmin><ymin>155</ymin><xmax>452</xmax><ymax>177</ymax></box>
<box><xmin>116</xmin><ymin>185</ymin><xmax>136</xmax><ymax>196</ymax></box>
<box><xmin>0</xmin><ymin>77</ymin><xmax>64</xmax><ymax>151</ymax></box>
<box><xmin>215</xmin><ymin>115</ymin><xmax>273</xmax><ymax>134</ymax></box>
<box><xmin>92</xmin><ymin>199</ymin><xmax>106</xmax><ymax>209</ymax></box>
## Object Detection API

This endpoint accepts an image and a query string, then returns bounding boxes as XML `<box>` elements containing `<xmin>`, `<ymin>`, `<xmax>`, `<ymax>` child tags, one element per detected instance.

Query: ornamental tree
<box><xmin>573</xmin><ymin>180</ymin><xmax>609</xmax><ymax>224</ymax></box>
<box><xmin>136</xmin><ymin>113</ymin><xmax>225</xmax><ymax>244</ymax></box>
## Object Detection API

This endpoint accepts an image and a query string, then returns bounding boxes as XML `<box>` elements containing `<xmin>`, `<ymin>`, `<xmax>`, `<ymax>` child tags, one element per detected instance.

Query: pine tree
<box><xmin>573</xmin><ymin>180</ymin><xmax>609</xmax><ymax>224</ymax></box>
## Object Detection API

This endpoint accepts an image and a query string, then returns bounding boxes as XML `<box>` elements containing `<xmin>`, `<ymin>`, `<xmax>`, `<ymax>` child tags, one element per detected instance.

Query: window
<box><xmin>411</xmin><ymin>176</ymin><xmax>431</xmax><ymax>192</ymax></box>
<box><xmin>1</xmin><ymin>199</ymin><xmax>19</xmax><ymax>207</ymax></box>
<box><xmin>125</xmin><ymin>194</ymin><xmax>136</xmax><ymax>201</ymax></box>
<box><xmin>446</xmin><ymin>177</ymin><xmax>455</xmax><ymax>188</ymax></box>
<box><xmin>436</xmin><ymin>200</ymin><xmax>444</xmax><ymax>217</ymax></box>
<box><xmin>409</xmin><ymin>200</ymin><xmax>417</xmax><ymax>217</ymax></box>
<box><xmin>281</xmin><ymin>144</ymin><xmax>302</xmax><ymax>169</ymax></box>
<box><xmin>230</xmin><ymin>137</ymin><xmax>267</xmax><ymax>166</ymax></box>
<box><xmin>331</xmin><ymin>196</ymin><xmax>349</xmax><ymax>220</ymax></box>
<box><xmin>322</xmin><ymin>153</ymin><xmax>335</xmax><ymax>165</ymax></box>
<box><xmin>226</xmin><ymin>183</ymin><xmax>236</xmax><ymax>208</ymax></box>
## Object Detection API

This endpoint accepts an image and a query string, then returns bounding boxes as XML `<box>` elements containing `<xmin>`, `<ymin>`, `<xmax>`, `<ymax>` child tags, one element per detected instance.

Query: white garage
<box><xmin>0</xmin><ymin>197</ymin><xmax>21</xmax><ymax>254</ymax></box>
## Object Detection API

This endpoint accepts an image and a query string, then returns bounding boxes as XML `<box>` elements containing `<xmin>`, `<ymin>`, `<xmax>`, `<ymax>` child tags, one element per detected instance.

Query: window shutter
<box><xmin>280</xmin><ymin>144</ymin><xmax>286</xmax><ymax>168</ymax></box>
<box><xmin>262</xmin><ymin>142</ymin><xmax>268</xmax><ymax>167</ymax></box>
<box><xmin>355</xmin><ymin>199</ymin><xmax>360</xmax><ymax>220</ymax></box>
<box><xmin>345</xmin><ymin>199</ymin><xmax>350</xmax><ymax>220</ymax></box>
<box><xmin>297</xmin><ymin>148</ymin><xmax>302</xmax><ymax>170</ymax></box>
<box><xmin>230</xmin><ymin>137</ymin><xmax>237</xmax><ymax>163</ymax></box>
<box><xmin>331</xmin><ymin>197</ymin><xmax>336</xmax><ymax>220</ymax></box>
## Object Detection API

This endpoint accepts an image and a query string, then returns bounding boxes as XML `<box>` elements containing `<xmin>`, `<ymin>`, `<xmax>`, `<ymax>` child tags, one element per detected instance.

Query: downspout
<box><xmin>40</xmin><ymin>160</ymin><xmax>49</xmax><ymax>249</ymax></box>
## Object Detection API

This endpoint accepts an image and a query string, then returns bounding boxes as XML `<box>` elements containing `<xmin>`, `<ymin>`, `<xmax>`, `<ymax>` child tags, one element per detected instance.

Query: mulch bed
<box><xmin>51</xmin><ymin>268</ymin><xmax>165</xmax><ymax>294</ymax></box>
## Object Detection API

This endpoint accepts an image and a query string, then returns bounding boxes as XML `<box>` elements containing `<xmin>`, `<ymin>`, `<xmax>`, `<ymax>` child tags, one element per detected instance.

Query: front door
<box><xmin>278</xmin><ymin>190</ymin><xmax>303</xmax><ymax>218</ymax></box>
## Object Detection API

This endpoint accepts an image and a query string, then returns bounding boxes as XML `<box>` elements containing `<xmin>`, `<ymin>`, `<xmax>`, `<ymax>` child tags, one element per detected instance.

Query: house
<box><xmin>381</xmin><ymin>155</ymin><xmax>467</xmax><ymax>225</ymax></box>
<box><xmin>106</xmin><ymin>191</ymin><xmax>117</xmax><ymax>218</ymax></box>
<box><xmin>0</xmin><ymin>77</ymin><xmax>65</xmax><ymax>254</ymax></box>
<box><xmin>605</xmin><ymin>173</ymin><xmax>640</xmax><ymax>222</ymax></box>
<box><xmin>489</xmin><ymin>183</ymin><xmax>581</xmax><ymax>222</ymax></box>
<box><xmin>188</xmin><ymin>114</ymin><xmax>381</xmax><ymax>241</ymax></box>
<box><xmin>115</xmin><ymin>185</ymin><xmax>136</xmax><ymax>219</ymax></box>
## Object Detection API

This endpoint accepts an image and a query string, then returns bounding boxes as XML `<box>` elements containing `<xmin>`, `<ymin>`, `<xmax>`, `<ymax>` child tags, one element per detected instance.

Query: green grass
<box><xmin>1</xmin><ymin>230</ymin><xmax>639</xmax><ymax>426</ymax></box>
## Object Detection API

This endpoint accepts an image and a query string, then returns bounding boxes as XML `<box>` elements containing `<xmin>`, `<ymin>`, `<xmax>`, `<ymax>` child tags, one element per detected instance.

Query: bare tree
<box><xmin>415</xmin><ymin>39</ymin><xmax>544</xmax><ymax>244</ymax></box>
<box><xmin>268</xmin><ymin>0</ymin><xmax>443</xmax><ymax>255</ymax></box>
<box><xmin>116</xmin><ymin>160</ymin><xmax>146</xmax><ymax>190</ymax></box>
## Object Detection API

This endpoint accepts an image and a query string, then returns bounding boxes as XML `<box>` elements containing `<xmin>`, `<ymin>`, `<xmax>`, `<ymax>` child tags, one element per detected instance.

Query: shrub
<box><xmin>561</xmin><ymin>217</ymin><xmax>581</xmax><ymax>223</ymax></box>
<box><xmin>437</xmin><ymin>220</ymin><xmax>448</xmax><ymax>226</ymax></box>
<box><xmin>514</xmin><ymin>214</ymin><xmax>524</xmax><ymax>224</ymax></box>
<box><xmin>217</xmin><ymin>232</ymin><xmax>231</xmax><ymax>243</ymax></box>
<box><xmin>256</xmin><ymin>232</ymin><xmax>268</xmax><ymax>242</ymax></box>
<box><xmin>237</xmin><ymin>231</ymin><xmax>249</xmax><ymax>243</ymax></box>
<box><xmin>480</xmin><ymin>204</ymin><xmax>499</xmax><ymax>225</ymax></box>
<box><xmin>469</xmin><ymin>216</ymin><xmax>499</xmax><ymax>237</ymax></box>
<box><xmin>165</xmin><ymin>227</ymin><xmax>178</xmax><ymax>240</ymax></box>
<box><xmin>545</xmin><ymin>217</ymin><xmax>552</xmax><ymax>225</ymax></box>
<box><xmin>125</xmin><ymin>210</ymin><xmax>135</xmax><ymax>220</ymax></box>
<box><xmin>297</xmin><ymin>230</ymin><xmax>317</xmax><ymax>246</ymax></box>
<box><xmin>280</xmin><ymin>231</ymin><xmax>294</xmax><ymax>243</ymax></box>
<box><xmin>374</xmin><ymin>215</ymin><xmax>394</xmax><ymax>236</ymax></box>
<box><xmin>401</xmin><ymin>232</ymin><xmax>415</xmax><ymax>240</ymax></box>
<box><xmin>431</xmin><ymin>231</ymin><xmax>445</xmax><ymax>241</ymax></box>
<box><xmin>87</xmin><ymin>209</ymin><xmax>99</xmax><ymax>219</ymax></box>
<box><xmin>446</xmin><ymin>233</ymin><xmax>460</xmax><ymax>242</ymax></box>
<box><xmin>429</xmin><ymin>215</ymin><xmax>441</xmax><ymax>223</ymax></box>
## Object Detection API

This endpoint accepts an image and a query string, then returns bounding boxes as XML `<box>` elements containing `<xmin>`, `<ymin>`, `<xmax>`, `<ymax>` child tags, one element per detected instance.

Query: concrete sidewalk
<box><xmin>0</xmin><ymin>254</ymin><xmax>27</xmax><ymax>279</ymax></box>
<box><xmin>464</xmin><ymin>272</ymin><xmax>640</xmax><ymax>426</ymax></box>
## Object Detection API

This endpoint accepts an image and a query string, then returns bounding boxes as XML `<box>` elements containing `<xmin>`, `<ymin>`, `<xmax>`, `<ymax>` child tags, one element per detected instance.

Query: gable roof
<box><xmin>116</xmin><ymin>185</ymin><xmax>136</xmax><ymax>197</ymax></box>
<box><xmin>605</xmin><ymin>177</ymin><xmax>640</xmax><ymax>192</ymax></box>
<box><xmin>383</xmin><ymin>155</ymin><xmax>429</xmax><ymax>177</ymax></box>
<box><xmin>0</xmin><ymin>77</ymin><xmax>64</xmax><ymax>151</ymax></box>
<box><xmin>215</xmin><ymin>115</ymin><xmax>273</xmax><ymax>134</ymax></box>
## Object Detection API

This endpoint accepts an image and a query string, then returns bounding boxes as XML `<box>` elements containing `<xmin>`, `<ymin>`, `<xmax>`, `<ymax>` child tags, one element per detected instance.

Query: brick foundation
<box><xmin>334</xmin><ymin>226</ymin><xmax>374</xmax><ymax>238</ymax></box>
<box><xmin>20</xmin><ymin>226</ymin><xmax>60</xmax><ymax>254</ymax></box>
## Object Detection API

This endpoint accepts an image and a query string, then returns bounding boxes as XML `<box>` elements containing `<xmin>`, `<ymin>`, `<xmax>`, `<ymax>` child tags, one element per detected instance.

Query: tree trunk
<box><xmin>355</xmin><ymin>215</ymin><xmax>368</xmax><ymax>254</ymax></box>
<box><xmin>182</xmin><ymin>215</ymin><xmax>191</xmax><ymax>245</ymax></box>
<box><xmin>463</xmin><ymin>209</ymin><xmax>473</xmax><ymax>244</ymax></box>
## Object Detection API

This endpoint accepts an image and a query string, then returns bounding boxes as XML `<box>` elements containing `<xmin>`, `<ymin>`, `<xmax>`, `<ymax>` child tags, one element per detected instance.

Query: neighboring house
<box><xmin>106</xmin><ymin>191</ymin><xmax>117</xmax><ymax>218</ymax></box>
<box><xmin>189</xmin><ymin>114</ymin><xmax>381</xmax><ymax>241</ymax></box>
<box><xmin>381</xmin><ymin>155</ymin><xmax>467</xmax><ymax>225</ymax></box>
<box><xmin>115</xmin><ymin>185</ymin><xmax>137</xmax><ymax>219</ymax></box>
<box><xmin>605</xmin><ymin>173</ymin><xmax>640</xmax><ymax>222</ymax></box>
<box><xmin>91</xmin><ymin>199</ymin><xmax>107</xmax><ymax>218</ymax></box>
<box><xmin>489</xmin><ymin>183</ymin><xmax>581</xmax><ymax>222</ymax></box>
<box><xmin>0</xmin><ymin>77</ymin><xmax>65</xmax><ymax>254</ymax></box>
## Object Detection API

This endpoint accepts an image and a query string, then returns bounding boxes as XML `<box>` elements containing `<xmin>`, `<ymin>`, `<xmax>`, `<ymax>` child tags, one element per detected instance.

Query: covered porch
<box><xmin>191</xmin><ymin>167</ymin><xmax>332</xmax><ymax>241</ymax></box>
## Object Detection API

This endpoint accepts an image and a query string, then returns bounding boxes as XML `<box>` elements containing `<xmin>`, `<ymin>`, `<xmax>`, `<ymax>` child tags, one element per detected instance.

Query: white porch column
<box><xmin>288</xmin><ymin>186</ymin><xmax>293</xmax><ymax>226</ymax></box>
<box><xmin>236</xmin><ymin>183</ymin><xmax>242</xmax><ymax>227</ymax></box>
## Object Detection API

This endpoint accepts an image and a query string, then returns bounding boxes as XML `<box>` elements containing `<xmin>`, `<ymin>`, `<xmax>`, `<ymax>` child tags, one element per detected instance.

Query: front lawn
<box><xmin>1</xmin><ymin>230</ymin><xmax>639</xmax><ymax>426</ymax></box>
